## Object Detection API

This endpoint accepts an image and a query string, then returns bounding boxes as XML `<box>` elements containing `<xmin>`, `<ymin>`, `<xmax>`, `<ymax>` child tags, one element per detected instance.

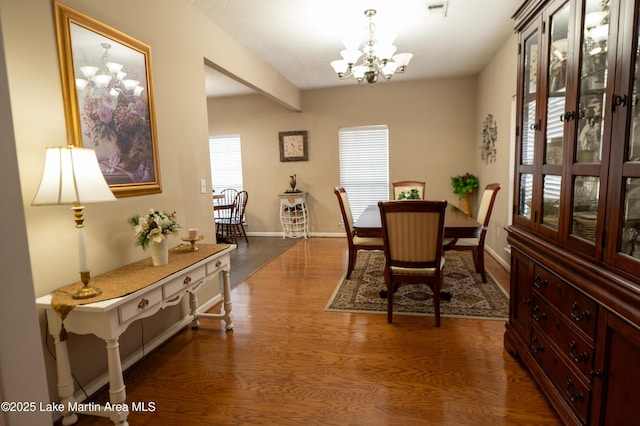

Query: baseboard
<box><xmin>486</xmin><ymin>245</ymin><xmax>510</xmax><ymax>272</ymax></box>
<box><xmin>246</xmin><ymin>231</ymin><xmax>344</xmax><ymax>238</ymax></box>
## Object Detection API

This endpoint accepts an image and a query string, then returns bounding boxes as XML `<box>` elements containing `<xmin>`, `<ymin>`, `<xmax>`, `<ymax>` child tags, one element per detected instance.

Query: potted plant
<box><xmin>450</xmin><ymin>173</ymin><xmax>479</xmax><ymax>215</ymax></box>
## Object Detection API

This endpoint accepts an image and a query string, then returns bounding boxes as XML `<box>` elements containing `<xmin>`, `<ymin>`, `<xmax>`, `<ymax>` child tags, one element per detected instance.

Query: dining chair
<box><xmin>216</xmin><ymin>190</ymin><xmax>249</xmax><ymax>245</ymax></box>
<box><xmin>334</xmin><ymin>187</ymin><xmax>384</xmax><ymax>279</ymax></box>
<box><xmin>447</xmin><ymin>183</ymin><xmax>501</xmax><ymax>282</ymax></box>
<box><xmin>214</xmin><ymin>188</ymin><xmax>238</xmax><ymax>221</ymax></box>
<box><xmin>392</xmin><ymin>181</ymin><xmax>426</xmax><ymax>200</ymax></box>
<box><xmin>379</xmin><ymin>200</ymin><xmax>448</xmax><ymax>326</ymax></box>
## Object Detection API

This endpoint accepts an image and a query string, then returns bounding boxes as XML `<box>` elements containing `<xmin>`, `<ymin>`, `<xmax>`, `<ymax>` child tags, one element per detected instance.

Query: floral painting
<box><xmin>54</xmin><ymin>2</ymin><xmax>161</xmax><ymax>197</ymax></box>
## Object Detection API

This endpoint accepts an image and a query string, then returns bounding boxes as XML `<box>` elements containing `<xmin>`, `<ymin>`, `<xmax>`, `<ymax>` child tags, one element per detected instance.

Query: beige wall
<box><xmin>0</xmin><ymin>0</ymin><xmax>518</xmax><ymax>409</ymax></box>
<box><xmin>208</xmin><ymin>77</ymin><xmax>480</xmax><ymax>235</ymax></box>
<box><xmin>0</xmin><ymin>0</ymin><xmax>299</xmax><ymax>407</ymax></box>
<box><xmin>475</xmin><ymin>33</ymin><xmax>518</xmax><ymax>267</ymax></box>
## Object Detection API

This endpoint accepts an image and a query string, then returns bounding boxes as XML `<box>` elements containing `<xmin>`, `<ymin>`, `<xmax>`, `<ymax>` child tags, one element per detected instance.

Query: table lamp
<box><xmin>32</xmin><ymin>145</ymin><xmax>117</xmax><ymax>299</ymax></box>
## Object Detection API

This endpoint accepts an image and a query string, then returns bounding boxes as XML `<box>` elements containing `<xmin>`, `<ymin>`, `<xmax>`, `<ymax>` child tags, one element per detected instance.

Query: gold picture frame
<box><xmin>53</xmin><ymin>1</ymin><xmax>161</xmax><ymax>197</ymax></box>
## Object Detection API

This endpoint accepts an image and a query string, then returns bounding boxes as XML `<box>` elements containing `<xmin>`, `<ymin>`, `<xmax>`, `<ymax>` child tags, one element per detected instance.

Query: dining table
<box><xmin>353</xmin><ymin>203</ymin><xmax>482</xmax><ymax>239</ymax></box>
<box><xmin>352</xmin><ymin>202</ymin><xmax>483</xmax><ymax>302</ymax></box>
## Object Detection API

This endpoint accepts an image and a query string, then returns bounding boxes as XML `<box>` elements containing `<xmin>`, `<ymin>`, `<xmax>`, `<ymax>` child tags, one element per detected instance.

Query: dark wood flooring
<box><xmin>60</xmin><ymin>237</ymin><xmax>561</xmax><ymax>425</ymax></box>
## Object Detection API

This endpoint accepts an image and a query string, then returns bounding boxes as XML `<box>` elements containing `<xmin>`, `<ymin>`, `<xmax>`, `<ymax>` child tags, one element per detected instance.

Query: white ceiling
<box><xmin>190</xmin><ymin>0</ymin><xmax>520</xmax><ymax>98</ymax></box>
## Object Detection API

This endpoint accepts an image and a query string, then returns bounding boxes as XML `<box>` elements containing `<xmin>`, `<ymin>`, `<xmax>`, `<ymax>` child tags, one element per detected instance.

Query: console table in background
<box><xmin>279</xmin><ymin>192</ymin><xmax>309</xmax><ymax>239</ymax></box>
<box><xmin>35</xmin><ymin>243</ymin><xmax>235</xmax><ymax>426</ymax></box>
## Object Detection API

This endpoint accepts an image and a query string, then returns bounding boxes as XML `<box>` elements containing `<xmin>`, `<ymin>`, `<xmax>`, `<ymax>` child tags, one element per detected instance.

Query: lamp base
<box><xmin>72</xmin><ymin>285</ymin><xmax>102</xmax><ymax>299</ymax></box>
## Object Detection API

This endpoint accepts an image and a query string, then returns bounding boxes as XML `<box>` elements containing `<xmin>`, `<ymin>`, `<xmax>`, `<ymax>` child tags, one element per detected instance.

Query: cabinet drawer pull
<box><xmin>569</xmin><ymin>340</ymin><xmax>589</xmax><ymax>363</ymax></box>
<box><xmin>570</xmin><ymin>301</ymin><xmax>591</xmax><ymax>322</ymax></box>
<box><xmin>183</xmin><ymin>276</ymin><xmax>192</xmax><ymax>286</ymax></box>
<box><xmin>533</xmin><ymin>274</ymin><xmax>548</xmax><ymax>289</ymax></box>
<box><xmin>532</xmin><ymin>305</ymin><xmax>547</xmax><ymax>321</ymax></box>
<box><xmin>216</xmin><ymin>260</ymin><xmax>222</xmax><ymax>267</ymax></box>
<box><xmin>137</xmin><ymin>298</ymin><xmax>149</xmax><ymax>310</ymax></box>
<box><xmin>565</xmin><ymin>379</ymin><xmax>584</xmax><ymax>403</ymax></box>
<box><xmin>530</xmin><ymin>336</ymin><xmax>544</xmax><ymax>353</ymax></box>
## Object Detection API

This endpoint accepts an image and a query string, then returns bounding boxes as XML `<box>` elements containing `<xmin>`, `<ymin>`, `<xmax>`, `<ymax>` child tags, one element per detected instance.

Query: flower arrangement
<box><xmin>398</xmin><ymin>189</ymin><xmax>421</xmax><ymax>200</ymax></box>
<box><xmin>128</xmin><ymin>209</ymin><xmax>181</xmax><ymax>249</ymax></box>
<box><xmin>451</xmin><ymin>173</ymin><xmax>479</xmax><ymax>198</ymax></box>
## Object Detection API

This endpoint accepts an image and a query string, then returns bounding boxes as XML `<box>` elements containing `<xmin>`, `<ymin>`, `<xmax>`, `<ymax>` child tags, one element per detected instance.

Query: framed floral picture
<box><xmin>53</xmin><ymin>1</ymin><xmax>161</xmax><ymax>197</ymax></box>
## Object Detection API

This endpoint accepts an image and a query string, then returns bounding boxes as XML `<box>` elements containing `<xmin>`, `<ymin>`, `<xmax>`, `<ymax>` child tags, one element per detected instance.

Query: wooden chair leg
<box><xmin>477</xmin><ymin>248</ymin><xmax>487</xmax><ymax>283</ymax></box>
<box><xmin>346</xmin><ymin>249</ymin><xmax>356</xmax><ymax>279</ymax></box>
<box><xmin>434</xmin><ymin>275</ymin><xmax>442</xmax><ymax>327</ymax></box>
<box><xmin>387</xmin><ymin>281</ymin><xmax>393</xmax><ymax>324</ymax></box>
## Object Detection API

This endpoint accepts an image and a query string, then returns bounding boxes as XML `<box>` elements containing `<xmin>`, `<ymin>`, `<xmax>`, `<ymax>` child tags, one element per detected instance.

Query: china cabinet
<box><xmin>507</xmin><ymin>0</ymin><xmax>640</xmax><ymax>424</ymax></box>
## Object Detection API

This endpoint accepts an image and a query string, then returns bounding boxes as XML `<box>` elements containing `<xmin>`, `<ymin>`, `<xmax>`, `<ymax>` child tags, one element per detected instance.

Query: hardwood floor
<box><xmin>67</xmin><ymin>238</ymin><xmax>560</xmax><ymax>425</ymax></box>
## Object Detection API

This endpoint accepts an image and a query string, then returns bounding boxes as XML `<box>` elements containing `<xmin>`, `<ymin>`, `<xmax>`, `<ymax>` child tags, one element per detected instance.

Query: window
<box><xmin>339</xmin><ymin>125</ymin><xmax>389</xmax><ymax>220</ymax></box>
<box><xmin>209</xmin><ymin>134</ymin><xmax>243</xmax><ymax>192</ymax></box>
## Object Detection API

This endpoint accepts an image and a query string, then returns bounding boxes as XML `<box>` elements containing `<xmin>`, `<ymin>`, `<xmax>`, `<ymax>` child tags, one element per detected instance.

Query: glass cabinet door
<box><xmin>611</xmin><ymin>0</ymin><xmax>640</xmax><ymax>272</ymax></box>
<box><xmin>516</xmin><ymin>22</ymin><xmax>540</xmax><ymax>224</ymax></box>
<box><xmin>541</xmin><ymin>1</ymin><xmax>571</xmax><ymax>231</ymax></box>
<box><xmin>566</xmin><ymin>0</ymin><xmax>612</xmax><ymax>254</ymax></box>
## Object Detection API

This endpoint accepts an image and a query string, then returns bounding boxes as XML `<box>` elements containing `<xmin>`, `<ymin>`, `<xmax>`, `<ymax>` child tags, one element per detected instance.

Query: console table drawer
<box><xmin>206</xmin><ymin>256</ymin><xmax>228</xmax><ymax>275</ymax></box>
<box><xmin>533</xmin><ymin>265</ymin><xmax>597</xmax><ymax>337</ymax></box>
<box><xmin>163</xmin><ymin>265</ymin><xmax>206</xmax><ymax>297</ymax></box>
<box><xmin>118</xmin><ymin>287</ymin><xmax>163</xmax><ymax>324</ymax></box>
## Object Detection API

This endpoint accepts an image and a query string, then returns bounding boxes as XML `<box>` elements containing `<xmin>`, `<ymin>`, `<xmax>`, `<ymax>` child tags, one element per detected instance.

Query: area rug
<box><xmin>325</xmin><ymin>251</ymin><xmax>509</xmax><ymax>320</ymax></box>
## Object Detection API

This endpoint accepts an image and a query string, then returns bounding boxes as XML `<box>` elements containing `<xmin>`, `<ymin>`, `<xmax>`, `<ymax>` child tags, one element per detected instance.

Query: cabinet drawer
<box><xmin>163</xmin><ymin>265</ymin><xmax>206</xmax><ymax>297</ymax></box>
<box><xmin>118</xmin><ymin>287</ymin><xmax>163</xmax><ymax>324</ymax></box>
<box><xmin>533</xmin><ymin>265</ymin><xmax>597</xmax><ymax>337</ymax></box>
<box><xmin>206</xmin><ymin>256</ymin><xmax>227</xmax><ymax>275</ymax></box>
<box><xmin>281</xmin><ymin>197</ymin><xmax>305</xmax><ymax>208</ymax></box>
<box><xmin>532</xmin><ymin>295</ymin><xmax>594</xmax><ymax>379</ymax></box>
<box><xmin>530</xmin><ymin>329</ymin><xmax>590</xmax><ymax>424</ymax></box>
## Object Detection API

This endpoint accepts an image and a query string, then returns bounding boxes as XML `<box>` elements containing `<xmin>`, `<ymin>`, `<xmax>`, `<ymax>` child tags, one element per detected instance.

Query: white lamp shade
<box><xmin>32</xmin><ymin>146</ymin><xmax>117</xmax><ymax>206</ymax></box>
<box><xmin>392</xmin><ymin>53</ymin><xmax>413</xmax><ymax>67</ymax></box>
<box><xmin>331</xmin><ymin>60</ymin><xmax>349</xmax><ymax>74</ymax></box>
<box><xmin>340</xmin><ymin>49</ymin><xmax>362</xmax><ymax>64</ymax></box>
<box><xmin>374</xmin><ymin>43</ymin><xmax>397</xmax><ymax>61</ymax></box>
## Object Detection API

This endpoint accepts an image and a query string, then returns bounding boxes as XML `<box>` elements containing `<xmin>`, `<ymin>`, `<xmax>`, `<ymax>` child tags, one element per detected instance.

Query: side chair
<box><xmin>334</xmin><ymin>187</ymin><xmax>384</xmax><ymax>279</ymax></box>
<box><xmin>447</xmin><ymin>183</ymin><xmax>501</xmax><ymax>282</ymax></box>
<box><xmin>216</xmin><ymin>190</ymin><xmax>249</xmax><ymax>246</ymax></box>
<box><xmin>378</xmin><ymin>200</ymin><xmax>448</xmax><ymax>326</ymax></box>
<box><xmin>392</xmin><ymin>180</ymin><xmax>426</xmax><ymax>200</ymax></box>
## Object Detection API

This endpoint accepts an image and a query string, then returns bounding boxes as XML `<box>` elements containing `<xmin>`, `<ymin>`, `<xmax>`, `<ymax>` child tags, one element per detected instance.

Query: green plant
<box><xmin>398</xmin><ymin>188</ymin><xmax>421</xmax><ymax>200</ymax></box>
<box><xmin>450</xmin><ymin>173</ymin><xmax>479</xmax><ymax>198</ymax></box>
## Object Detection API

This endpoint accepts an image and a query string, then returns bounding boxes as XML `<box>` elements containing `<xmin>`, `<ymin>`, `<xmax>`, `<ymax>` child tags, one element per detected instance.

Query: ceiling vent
<box><xmin>426</xmin><ymin>1</ymin><xmax>448</xmax><ymax>18</ymax></box>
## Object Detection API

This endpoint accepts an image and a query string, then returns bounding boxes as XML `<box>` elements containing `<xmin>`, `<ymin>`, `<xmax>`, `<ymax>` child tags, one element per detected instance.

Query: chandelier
<box><xmin>75</xmin><ymin>43</ymin><xmax>144</xmax><ymax>97</ymax></box>
<box><xmin>330</xmin><ymin>9</ymin><xmax>413</xmax><ymax>85</ymax></box>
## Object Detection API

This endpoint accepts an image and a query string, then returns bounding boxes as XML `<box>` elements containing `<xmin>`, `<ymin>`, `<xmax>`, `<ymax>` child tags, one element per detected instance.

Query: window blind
<box><xmin>209</xmin><ymin>135</ymin><xmax>244</xmax><ymax>193</ymax></box>
<box><xmin>339</xmin><ymin>125</ymin><xmax>389</xmax><ymax>221</ymax></box>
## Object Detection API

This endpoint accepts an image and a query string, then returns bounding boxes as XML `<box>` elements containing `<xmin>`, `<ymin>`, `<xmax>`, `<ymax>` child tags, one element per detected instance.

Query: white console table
<box><xmin>279</xmin><ymin>192</ymin><xmax>309</xmax><ymax>239</ymax></box>
<box><xmin>35</xmin><ymin>244</ymin><xmax>235</xmax><ymax>426</ymax></box>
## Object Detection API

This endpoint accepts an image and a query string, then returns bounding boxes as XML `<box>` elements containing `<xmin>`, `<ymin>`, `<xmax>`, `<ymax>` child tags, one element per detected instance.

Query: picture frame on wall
<box><xmin>53</xmin><ymin>1</ymin><xmax>161</xmax><ymax>197</ymax></box>
<box><xmin>279</xmin><ymin>130</ymin><xmax>308</xmax><ymax>162</ymax></box>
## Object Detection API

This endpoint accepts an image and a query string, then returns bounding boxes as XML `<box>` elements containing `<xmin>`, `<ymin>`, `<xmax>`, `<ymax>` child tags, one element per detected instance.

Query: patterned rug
<box><xmin>326</xmin><ymin>250</ymin><xmax>509</xmax><ymax>320</ymax></box>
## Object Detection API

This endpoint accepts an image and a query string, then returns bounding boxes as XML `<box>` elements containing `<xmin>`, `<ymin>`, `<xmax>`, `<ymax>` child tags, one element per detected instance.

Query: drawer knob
<box><xmin>183</xmin><ymin>276</ymin><xmax>192</xmax><ymax>285</ymax></box>
<box><xmin>137</xmin><ymin>298</ymin><xmax>149</xmax><ymax>310</ymax></box>
<box><xmin>530</xmin><ymin>336</ymin><xmax>544</xmax><ymax>354</ymax></box>
<box><xmin>565</xmin><ymin>379</ymin><xmax>584</xmax><ymax>403</ymax></box>
<box><xmin>570</xmin><ymin>301</ymin><xmax>591</xmax><ymax>322</ymax></box>
<box><xmin>569</xmin><ymin>340</ymin><xmax>589</xmax><ymax>363</ymax></box>
<box><xmin>533</xmin><ymin>274</ymin><xmax>548</xmax><ymax>289</ymax></box>
<box><xmin>532</xmin><ymin>305</ymin><xmax>547</xmax><ymax>321</ymax></box>
<box><xmin>216</xmin><ymin>260</ymin><xmax>222</xmax><ymax>267</ymax></box>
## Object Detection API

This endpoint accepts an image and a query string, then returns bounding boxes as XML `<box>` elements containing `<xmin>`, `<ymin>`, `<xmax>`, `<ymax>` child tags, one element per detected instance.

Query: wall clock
<box><xmin>279</xmin><ymin>130</ymin><xmax>308</xmax><ymax>162</ymax></box>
